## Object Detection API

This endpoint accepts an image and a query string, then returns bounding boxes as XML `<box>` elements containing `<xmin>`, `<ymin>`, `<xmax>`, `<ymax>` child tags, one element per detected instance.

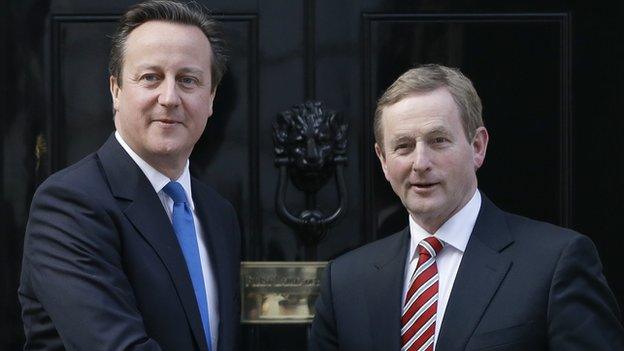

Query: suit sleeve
<box><xmin>20</xmin><ymin>180</ymin><xmax>162</xmax><ymax>350</ymax></box>
<box><xmin>547</xmin><ymin>234</ymin><xmax>624</xmax><ymax>350</ymax></box>
<box><xmin>309</xmin><ymin>261</ymin><xmax>339</xmax><ymax>351</ymax></box>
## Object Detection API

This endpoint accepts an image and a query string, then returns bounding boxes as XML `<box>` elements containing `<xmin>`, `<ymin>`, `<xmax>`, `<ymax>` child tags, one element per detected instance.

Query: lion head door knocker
<box><xmin>273</xmin><ymin>101</ymin><xmax>348</xmax><ymax>245</ymax></box>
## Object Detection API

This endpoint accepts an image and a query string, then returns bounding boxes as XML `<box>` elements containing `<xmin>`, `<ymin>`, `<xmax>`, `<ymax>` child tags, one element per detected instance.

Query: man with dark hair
<box><xmin>310</xmin><ymin>64</ymin><xmax>624</xmax><ymax>350</ymax></box>
<box><xmin>19</xmin><ymin>1</ymin><xmax>240</xmax><ymax>350</ymax></box>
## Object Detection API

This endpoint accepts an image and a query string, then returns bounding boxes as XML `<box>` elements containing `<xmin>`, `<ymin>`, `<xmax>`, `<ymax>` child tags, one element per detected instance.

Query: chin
<box><xmin>406</xmin><ymin>199</ymin><xmax>442</xmax><ymax>216</ymax></box>
<box><xmin>146</xmin><ymin>142</ymin><xmax>183</xmax><ymax>156</ymax></box>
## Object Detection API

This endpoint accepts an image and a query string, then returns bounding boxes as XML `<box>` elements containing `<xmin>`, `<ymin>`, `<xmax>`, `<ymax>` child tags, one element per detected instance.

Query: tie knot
<box><xmin>163</xmin><ymin>181</ymin><xmax>188</xmax><ymax>204</ymax></box>
<box><xmin>418</xmin><ymin>236</ymin><xmax>444</xmax><ymax>258</ymax></box>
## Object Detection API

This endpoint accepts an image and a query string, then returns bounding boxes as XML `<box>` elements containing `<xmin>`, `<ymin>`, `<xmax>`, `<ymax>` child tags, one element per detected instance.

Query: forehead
<box><xmin>381</xmin><ymin>88</ymin><xmax>462</xmax><ymax>138</ymax></box>
<box><xmin>123</xmin><ymin>20</ymin><xmax>213</xmax><ymax>67</ymax></box>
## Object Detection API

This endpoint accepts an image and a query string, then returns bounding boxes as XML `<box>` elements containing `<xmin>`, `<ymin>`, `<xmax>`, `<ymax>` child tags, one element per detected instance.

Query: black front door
<box><xmin>2</xmin><ymin>1</ymin><xmax>623</xmax><ymax>349</ymax></box>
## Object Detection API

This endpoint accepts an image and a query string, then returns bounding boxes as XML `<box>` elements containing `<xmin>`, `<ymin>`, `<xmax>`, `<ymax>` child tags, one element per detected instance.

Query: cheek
<box><xmin>386</xmin><ymin>158</ymin><xmax>411</xmax><ymax>180</ymax></box>
<box><xmin>446</xmin><ymin>155</ymin><xmax>474</xmax><ymax>182</ymax></box>
<box><xmin>192</xmin><ymin>113</ymin><xmax>209</xmax><ymax>132</ymax></box>
<box><xmin>119</xmin><ymin>92</ymin><xmax>152</xmax><ymax>115</ymax></box>
<box><xmin>186</xmin><ymin>108</ymin><xmax>210</xmax><ymax>140</ymax></box>
<box><xmin>187</xmin><ymin>98</ymin><xmax>213</xmax><ymax>122</ymax></box>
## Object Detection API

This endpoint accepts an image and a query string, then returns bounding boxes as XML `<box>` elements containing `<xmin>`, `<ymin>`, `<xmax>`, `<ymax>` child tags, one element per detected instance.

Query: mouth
<box><xmin>153</xmin><ymin>119</ymin><xmax>181</xmax><ymax>126</ymax></box>
<box><xmin>409</xmin><ymin>182</ymin><xmax>439</xmax><ymax>191</ymax></box>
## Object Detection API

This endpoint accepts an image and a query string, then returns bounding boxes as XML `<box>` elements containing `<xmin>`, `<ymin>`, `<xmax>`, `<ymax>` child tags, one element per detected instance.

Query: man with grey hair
<box><xmin>19</xmin><ymin>1</ymin><xmax>240</xmax><ymax>350</ymax></box>
<box><xmin>310</xmin><ymin>64</ymin><xmax>623</xmax><ymax>350</ymax></box>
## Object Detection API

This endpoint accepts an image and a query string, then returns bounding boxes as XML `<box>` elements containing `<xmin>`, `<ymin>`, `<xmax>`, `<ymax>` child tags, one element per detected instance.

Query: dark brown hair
<box><xmin>109</xmin><ymin>0</ymin><xmax>227</xmax><ymax>91</ymax></box>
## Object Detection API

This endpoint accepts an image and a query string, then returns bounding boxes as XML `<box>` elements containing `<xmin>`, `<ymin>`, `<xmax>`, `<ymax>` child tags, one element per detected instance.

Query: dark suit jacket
<box><xmin>310</xmin><ymin>195</ymin><xmax>624</xmax><ymax>350</ymax></box>
<box><xmin>19</xmin><ymin>135</ymin><xmax>241</xmax><ymax>351</ymax></box>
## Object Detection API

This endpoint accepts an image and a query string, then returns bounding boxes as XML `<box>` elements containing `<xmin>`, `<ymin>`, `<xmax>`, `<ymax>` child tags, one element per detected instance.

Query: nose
<box><xmin>411</xmin><ymin>144</ymin><xmax>432</xmax><ymax>173</ymax></box>
<box><xmin>158</xmin><ymin>78</ymin><xmax>181</xmax><ymax>107</ymax></box>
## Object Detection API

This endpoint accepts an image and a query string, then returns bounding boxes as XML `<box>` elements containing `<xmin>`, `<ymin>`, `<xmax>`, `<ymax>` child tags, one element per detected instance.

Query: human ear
<box><xmin>375</xmin><ymin>142</ymin><xmax>390</xmax><ymax>181</ymax></box>
<box><xmin>472</xmin><ymin>127</ymin><xmax>489</xmax><ymax>170</ymax></box>
<box><xmin>206</xmin><ymin>87</ymin><xmax>217</xmax><ymax>118</ymax></box>
<box><xmin>109</xmin><ymin>76</ymin><xmax>121</xmax><ymax>113</ymax></box>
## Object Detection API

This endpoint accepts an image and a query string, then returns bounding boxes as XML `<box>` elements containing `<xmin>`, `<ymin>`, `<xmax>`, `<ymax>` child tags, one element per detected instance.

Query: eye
<box><xmin>178</xmin><ymin>76</ymin><xmax>199</xmax><ymax>87</ymax></box>
<box><xmin>394</xmin><ymin>143</ymin><xmax>413</xmax><ymax>154</ymax></box>
<box><xmin>140</xmin><ymin>73</ymin><xmax>160</xmax><ymax>83</ymax></box>
<box><xmin>433</xmin><ymin>137</ymin><xmax>447</xmax><ymax>144</ymax></box>
<box><xmin>395</xmin><ymin>140</ymin><xmax>412</xmax><ymax>149</ymax></box>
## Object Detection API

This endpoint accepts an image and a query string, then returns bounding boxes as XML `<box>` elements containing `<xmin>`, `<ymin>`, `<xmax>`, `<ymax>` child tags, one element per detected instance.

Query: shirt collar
<box><xmin>408</xmin><ymin>189</ymin><xmax>481</xmax><ymax>261</ymax></box>
<box><xmin>115</xmin><ymin>131</ymin><xmax>195</xmax><ymax>210</ymax></box>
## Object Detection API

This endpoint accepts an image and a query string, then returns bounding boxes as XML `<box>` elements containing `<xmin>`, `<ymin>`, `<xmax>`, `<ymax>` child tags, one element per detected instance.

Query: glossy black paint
<box><xmin>273</xmin><ymin>101</ymin><xmax>349</xmax><ymax>247</ymax></box>
<box><xmin>2</xmin><ymin>1</ymin><xmax>623</xmax><ymax>350</ymax></box>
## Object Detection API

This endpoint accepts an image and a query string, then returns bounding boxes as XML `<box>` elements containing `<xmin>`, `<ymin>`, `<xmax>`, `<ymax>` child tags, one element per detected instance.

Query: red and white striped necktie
<box><xmin>401</xmin><ymin>236</ymin><xmax>445</xmax><ymax>351</ymax></box>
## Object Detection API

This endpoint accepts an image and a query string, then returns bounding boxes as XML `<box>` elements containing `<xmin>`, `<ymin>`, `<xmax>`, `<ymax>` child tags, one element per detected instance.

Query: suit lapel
<box><xmin>191</xmin><ymin>182</ymin><xmax>227</xmax><ymax>294</ymax></box>
<box><xmin>366</xmin><ymin>228</ymin><xmax>410</xmax><ymax>351</ymax></box>
<box><xmin>436</xmin><ymin>196</ymin><xmax>513</xmax><ymax>351</ymax></box>
<box><xmin>97</xmin><ymin>135</ymin><xmax>209</xmax><ymax>351</ymax></box>
<box><xmin>191</xmin><ymin>182</ymin><xmax>232</xmax><ymax>349</ymax></box>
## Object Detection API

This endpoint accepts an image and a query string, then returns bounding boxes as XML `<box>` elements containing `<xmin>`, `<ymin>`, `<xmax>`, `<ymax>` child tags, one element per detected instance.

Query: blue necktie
<box><xmin>163</xmin><ymin>181</ymin><xmax>212</xmax><ymax>351</ymax></box>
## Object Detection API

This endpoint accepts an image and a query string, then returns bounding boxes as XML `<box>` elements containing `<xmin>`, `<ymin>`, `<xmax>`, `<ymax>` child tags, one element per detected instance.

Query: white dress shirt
<box><xmin>401</xmin><ymin>189</ymin><xmax>481</xmax><ymax>346</ymax></box>
<box><xmin>115</xmin><ymin>131</ymin><xmax>219</xmax><ymax>350</ymax></box>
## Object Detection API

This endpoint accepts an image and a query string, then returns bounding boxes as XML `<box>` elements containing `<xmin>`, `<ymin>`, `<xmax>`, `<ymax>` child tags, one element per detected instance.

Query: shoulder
<box><xmin>479</xmin><ymin>195</ymin><xmax>587</xmax><ymax>253</ymax></box>
<box><xmin>24</xmin><ymin>153</ymin><xmax>122</xmax><ymax>267</ymax></box>
<box><xmin>330</xmin><ymin>229</ymin><xmax>407</xmax><ymax>275</ymax></box>
<box><xmin>503</xmin><ymin>211</ymin><xmax>586</xmax><ymax>247</ymax></box>
<box><xmin>33</xmin><ymin>152</ymin><xmax>107</xmax><ymax>203</ymax></box>
<box><xmin>488</xmin><ymin>204</ymin><xmax>597</xmax><ymax>267</ymax></box>
<box><xmin>504</xmin><ymin>211</ymin><xmax>604</xmax><ymax>268</ymax></box>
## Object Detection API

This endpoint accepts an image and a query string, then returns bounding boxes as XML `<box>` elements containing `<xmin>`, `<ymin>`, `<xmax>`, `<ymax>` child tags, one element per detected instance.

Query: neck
<box><xmin>411</xmin><ymin>186</ymin><xmax>477</xmax><ymax>234</ymax></box>
<box><xmin>115</xmin><ymin>130</ymin><xmax>189</xmax><ymax>180</ymax></box>
<box><xmin>145</xmin><ymin>156</ymin><xmax>186</xmax><ymax>180</ymax></box>
<box><xmin>412</xmin><ymin>216</ymin><xmax>444</xmax><ymax>235</ymax></box>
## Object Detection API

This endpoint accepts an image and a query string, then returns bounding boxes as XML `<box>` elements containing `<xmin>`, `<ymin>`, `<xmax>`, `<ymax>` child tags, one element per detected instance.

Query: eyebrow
<box><xmin>177</xmin><ymin>67</ymin><xmax>204</xmax><ymax>75</ymax></box>
<box><xmin>426</xmin><ymin>126</ymin><xmax>452</xmax><ymax>136</ymax></box>
<box><xmin>389</xmin><ymin>135</ymin><xmax>413</xmax><ymax>145</ymax></box>
<box><xmin>134</xmin><ymin>65</ymin><xmax>204</xmax><ymax>75</ymax></box>
<box><xmin>389</xmin><ymin>126</ymin><xmax>451</xmax><ymax>142</ymax></box>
